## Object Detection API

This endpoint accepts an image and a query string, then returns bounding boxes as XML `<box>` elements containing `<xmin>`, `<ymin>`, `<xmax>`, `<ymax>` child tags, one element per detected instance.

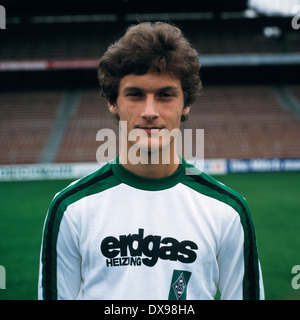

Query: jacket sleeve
<box><xmin>217</xmin><ymin>213</ymin><xmax>264</xmax><ymax>300</ymax></box>
<box><xmin>38</xmin><ymin>208</ymin><xmax>82</xmax><ymax>300</ymax></box>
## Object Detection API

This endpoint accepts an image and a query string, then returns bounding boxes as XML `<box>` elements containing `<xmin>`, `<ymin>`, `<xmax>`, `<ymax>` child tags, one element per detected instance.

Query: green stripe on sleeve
<box><xmin>41</xmin><ymin>163</ymin><xmax>120</xmax><ymax>300</ymax></box>
<box><xmin>182</xmin><ymin>169</ymin><xmax>260</xmax><ymax>300</ymax></box>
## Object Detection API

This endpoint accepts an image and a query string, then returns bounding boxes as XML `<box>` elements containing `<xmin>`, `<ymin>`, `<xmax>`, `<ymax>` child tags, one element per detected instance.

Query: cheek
<box><xmin>118</xmin><ymin>110</ymin><xmax>137</xmax><ymax>128</ymax></box>
<box><xmin>166</xmin><ymin>109</ymin><xmax>183</xmax><ymax>126</ymax></box>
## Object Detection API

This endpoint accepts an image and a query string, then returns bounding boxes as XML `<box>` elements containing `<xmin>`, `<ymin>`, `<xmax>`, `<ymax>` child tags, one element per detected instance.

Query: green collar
<box><xmin>112</xmin><ymin>155</ymin><xmax>188</xmax><ymax>191</ymax></box>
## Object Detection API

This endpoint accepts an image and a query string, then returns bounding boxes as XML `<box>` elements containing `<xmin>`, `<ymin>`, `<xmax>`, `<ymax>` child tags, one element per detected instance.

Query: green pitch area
<box><xmin>0</xmin><ymin>172</ymin><xmax>300</xmax><ymax>300</ymax></box>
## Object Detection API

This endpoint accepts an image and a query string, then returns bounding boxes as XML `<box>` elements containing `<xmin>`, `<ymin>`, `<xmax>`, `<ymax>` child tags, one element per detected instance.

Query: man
<box><xmin>38</xmin><ymin>22</ymin><xmax>264</xmax><ymax>300</ymax></box>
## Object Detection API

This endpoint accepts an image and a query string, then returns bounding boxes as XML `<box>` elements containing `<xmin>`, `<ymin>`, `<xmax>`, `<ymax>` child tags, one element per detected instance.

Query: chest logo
<box><xmin>100</xmin><ymin>228</ymin><xmax>198</xmax><ymax>267</ymax></box>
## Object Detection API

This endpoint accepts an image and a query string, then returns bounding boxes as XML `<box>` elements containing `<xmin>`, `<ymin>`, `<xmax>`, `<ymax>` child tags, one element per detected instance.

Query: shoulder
<box><xmin>182</xmin><ymin>159</ymin><xmax>251</xmax><ymax>218</ymax></box>
<box><xmin>48</xmin><ymin>160</ymin><xmax>119</xmax><ymax>216</ymax></box>
<box><xmin>43</xmin><ymin>161</ymin><xmax>120</xmax><ymax>244</ymax></box>
<box><xmin>181</xmin><ymin>160</ymin><xmax>257</xmax><ymax>248</ymax></box>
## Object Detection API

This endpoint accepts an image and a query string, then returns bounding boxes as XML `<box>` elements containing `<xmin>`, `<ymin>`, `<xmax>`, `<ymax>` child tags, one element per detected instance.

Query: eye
<box><xmin>126</xmin><ymin>91</ymin><xmax>144</xmax><ymax>98</ymax></box>
<box><xmin>158</xmin><ymin>91</ymin><xmax>176</xmax><ymax>99</ymax></box>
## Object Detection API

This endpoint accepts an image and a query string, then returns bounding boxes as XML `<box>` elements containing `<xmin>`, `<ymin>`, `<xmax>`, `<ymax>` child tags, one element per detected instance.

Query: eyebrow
<box><xmin>122</xmin><ymin>86</ymin><xmax>181</xmax><ymax>95</ymax></box>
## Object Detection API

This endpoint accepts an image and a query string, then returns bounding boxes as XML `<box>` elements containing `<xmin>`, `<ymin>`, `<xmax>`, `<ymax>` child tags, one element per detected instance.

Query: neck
<box><xmin>119</xmin><ymin>149</ymin><xmax>180</xmax><ymax>179</ymax></box>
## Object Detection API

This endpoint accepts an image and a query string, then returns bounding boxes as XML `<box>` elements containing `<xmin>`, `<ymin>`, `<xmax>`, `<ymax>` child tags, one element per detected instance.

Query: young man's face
<box><xmin>108</xmin><ymin>71</ymin><xmax>190</xmax><ymax>159</ymax></box>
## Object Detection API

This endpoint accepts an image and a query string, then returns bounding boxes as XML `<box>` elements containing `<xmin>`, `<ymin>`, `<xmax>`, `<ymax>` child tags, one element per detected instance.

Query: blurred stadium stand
<box><xmin>0</xmin><ymin>1</ymin><xmax>300</xmax><ymax>165</ymax></box>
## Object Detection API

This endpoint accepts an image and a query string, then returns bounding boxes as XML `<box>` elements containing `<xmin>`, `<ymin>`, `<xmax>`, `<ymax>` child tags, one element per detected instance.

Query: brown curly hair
<box><xmin>98</xmin><ymin>21</ymin><xmax>202</xmax><ymax>121</ymax></box>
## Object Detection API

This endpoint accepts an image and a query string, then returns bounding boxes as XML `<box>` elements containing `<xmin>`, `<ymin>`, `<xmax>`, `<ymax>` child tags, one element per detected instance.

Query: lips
<box><xmin>135</xmin><ymin>126</ymin><xmax>164</xmax><ymax>134</ymax></box>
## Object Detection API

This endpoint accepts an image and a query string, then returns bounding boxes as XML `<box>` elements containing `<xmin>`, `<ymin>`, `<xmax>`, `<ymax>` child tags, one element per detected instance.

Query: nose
<box><xmin>140</xmin><ymin>95</ymin><xmax>159</xmax><ymax>121</ymax></box>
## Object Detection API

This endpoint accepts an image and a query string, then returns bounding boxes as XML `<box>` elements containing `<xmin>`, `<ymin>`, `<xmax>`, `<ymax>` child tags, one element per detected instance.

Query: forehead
<box><xmin>118</xmin><ymin>71</ymin><xmax>183</xmax><ymax>93</ymax></box>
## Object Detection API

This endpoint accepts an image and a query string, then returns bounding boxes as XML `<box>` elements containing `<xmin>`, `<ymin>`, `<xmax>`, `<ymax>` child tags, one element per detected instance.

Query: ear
<box><xmin>181</xmin><ymin>106</ymin><xmax>191</xmax><ymax>122</ymax></box>
<box><xmin>108</xmin><ymin>102</ymin><xmax>119</xmax><ymax>115</ymax></box>
<box><xmin>182</xmin><ymin>105</ymin><xmax>191</xmax><ymax>117</ymax></box>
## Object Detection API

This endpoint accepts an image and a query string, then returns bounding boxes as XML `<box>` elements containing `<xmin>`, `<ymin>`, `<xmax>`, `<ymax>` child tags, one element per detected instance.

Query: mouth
<box><xmin>135</xmin><ymin>126</ymin><xmax>164</xmax><ymax>134</ymax></box>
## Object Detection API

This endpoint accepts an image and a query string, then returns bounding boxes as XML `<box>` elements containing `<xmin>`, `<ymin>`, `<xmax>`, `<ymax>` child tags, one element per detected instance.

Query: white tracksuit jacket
<box><xmin>39</xmin><ymin>156</ymin><xmax>264</xmax><ymax>300</ymax></box>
